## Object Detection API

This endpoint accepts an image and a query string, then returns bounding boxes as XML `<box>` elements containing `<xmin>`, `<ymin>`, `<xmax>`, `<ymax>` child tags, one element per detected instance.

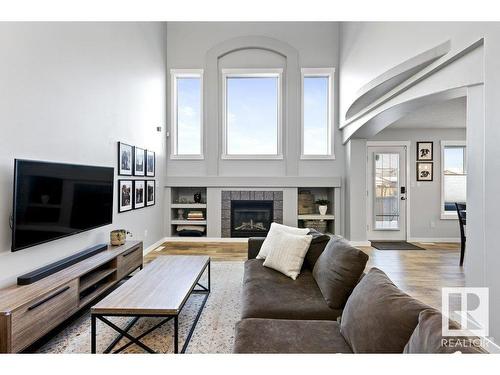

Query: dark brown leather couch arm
<box><xmin>248</xmin><ymin>237</ymin><xmax>266</xmax><ymax>259</ymax></box>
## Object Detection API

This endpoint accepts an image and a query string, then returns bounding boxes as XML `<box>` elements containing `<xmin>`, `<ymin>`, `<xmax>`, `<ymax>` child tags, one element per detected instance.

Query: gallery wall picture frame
<box><xmin>118</xmin><ymin>142</ymin><xmax>133</xmax><ymax>176</ymax></box>
<box><xmin>416</xmin><ymin>162</ymin><xmax>433</xmax><ymax>181</ymax></box>
<box><xmin>146</xmin><ymin>180</ymin><xmax>155</xmax><ymax>206</ymax></box>
<box><xmin>118</xmin><ymin>180</ymin><xmax>133</xmax><ymax>213</ymax></box>
<box><xmin>416</xmin><ymin>141</ymin><xmax>433</xmax><ymax>161</ymax></box>
<box><xmin>134</xmin><ymin>147</ymin><xmax>146</xmax><ymax>176</ymax></box>
<box><xmin>146</xmin><ymin>150</ymin><xmax>155</xmax><ymax>177</ymax></box>
<box><xmin>133</xmin><ymin>180</ymin><xmax>146</xmax><ymax>209</ymax></box>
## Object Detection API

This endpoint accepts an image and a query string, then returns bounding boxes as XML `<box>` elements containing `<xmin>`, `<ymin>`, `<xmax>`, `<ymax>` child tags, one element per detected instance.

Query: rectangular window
<box><xmin>222</xmin><ymin>69</ymin><xmax>282</xmax><ymax>159</ymax></box>
<box><xmin>170</xmin><ymin>69</ymin><xmax>203</xmax><ymax>159</ymax></box>
<box><xmin>301</xmin><ymin>68</ymin><xmax>335</xmax><ymax>159</ymax></box>
<box><xmin>441</xmin><ymin>141</ymin><xmax>466</xmax><ymax>219</ymax></box>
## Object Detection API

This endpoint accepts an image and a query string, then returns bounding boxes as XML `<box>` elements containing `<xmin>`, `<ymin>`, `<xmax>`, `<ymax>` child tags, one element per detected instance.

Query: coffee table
<box><xmin>90</xmin><ymin>255</ymin><xmax>210</xmax><ymax>354</ymax></box>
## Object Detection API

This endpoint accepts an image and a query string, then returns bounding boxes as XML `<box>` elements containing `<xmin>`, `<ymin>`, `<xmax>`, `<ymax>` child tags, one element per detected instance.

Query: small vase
<box><xmin>319</xmin><ymin>205</ymin><xmax>328</xmax><ymax>215</ymax></box>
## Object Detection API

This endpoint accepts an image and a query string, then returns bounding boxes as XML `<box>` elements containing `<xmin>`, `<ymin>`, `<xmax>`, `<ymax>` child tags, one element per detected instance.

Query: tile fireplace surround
<box><xmin>221</xmin><ymin>190</ymin><xmax>283</xmax><ymax>238</ymax></box>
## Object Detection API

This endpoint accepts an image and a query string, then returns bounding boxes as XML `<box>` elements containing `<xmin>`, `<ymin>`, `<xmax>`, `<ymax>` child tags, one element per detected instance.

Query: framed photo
<box><xmin>118</xmin><ymin>180</ymin><xmax>133</xmax><ymax>212</ymax></box>
<box><xmin>417</xmin><ymin>162</ymin><xmax>433</xmax><ymax>181</ymax></box>
<box><xmin>146</xmin><ymin>180</ymin><xmax>155</xmax><ymax>206</ymax></box>
<box><xmin>416</xmin><ymin>141</ymin><xmax>433</xmax><ymax>161</ymax></box>
<box><xmin>118</xmin><ymin>142</ymin><xmax>133</xmax><ymax>176</ymax></box>
<box><xmin>146</xmin><ymin>150</ymin><xmax>155</xmax><ymax>177</ymax></box>
<box><xmin>133</xmin><ymin>180</ymin><xmax>145</xmax><ymax>209</ymax></box>
<box><xmin>134</xmin><ymin>147</ymin><xmax>145</xmax><ymax>176</ymax></box>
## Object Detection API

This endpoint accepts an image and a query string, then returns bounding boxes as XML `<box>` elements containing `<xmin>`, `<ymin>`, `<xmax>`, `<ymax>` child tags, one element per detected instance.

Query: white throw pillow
<box><xmin>256</xmin><ymin>222</ymin><xmax>310</xmax><ymax>260</ymax></box>
<box><xmin>263</xmin><ymin>232</ymin><xmax>313</xmax><ymax>280</ymax></box>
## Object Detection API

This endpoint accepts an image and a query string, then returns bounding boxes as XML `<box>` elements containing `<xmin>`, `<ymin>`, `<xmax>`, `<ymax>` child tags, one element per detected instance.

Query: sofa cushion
<box><xmin>242</xmin><ymin>259</ymin><xmax>342</xmax><ymax>320</ymax></box>
<box><xmin>303</xmin><ymin>229</ymin><xmax>331</xmax><ymax>270</ymax></box>
<box><xmin>340</xmin><ymin>267</ymin><xmax>429</xmax><ymax>353</ymax></box>
<box><xmin>262</xmin><ymin>232</ymin><xmax>312</xmax><ymax>279</ymax></box>
<box><xmin>233</xmin><ymin>318</ymin><xmax>353</xmax><ymax>353</ymax></box>
<box><xmin>312</xmin><ymin>236</ymin><xmax>369</xmax><ymax>309</ymax></box>
<box><xmin>256</xmin><ymin>223</ymin><xmax>310</xmax><ymax>260</ymax></box>
<box><xmin>403</xmin><ymin>309</ymin><xmax>488</xmax><ymax>354</ymax></box>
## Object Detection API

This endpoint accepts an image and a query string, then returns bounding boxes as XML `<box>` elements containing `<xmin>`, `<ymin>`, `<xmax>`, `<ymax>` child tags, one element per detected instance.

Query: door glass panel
<box><xmin>374</xmin><ymin>152</ymin><xmax>400</xmax><ymax>230</ymax></box>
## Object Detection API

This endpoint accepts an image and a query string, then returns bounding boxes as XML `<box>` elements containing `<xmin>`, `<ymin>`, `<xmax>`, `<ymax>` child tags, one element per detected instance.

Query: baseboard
<box><xmin>349</xmin><ymin>241</ymin><xmax>371</xmax><ymax>247</ymax></box>
<box><xmin>408</xmin><ymin>237</ymin><xmax>461</xmax><ymax>243</ymax></box>
<box><xmin>143</xmin><ymin>237</ymin><xmax>168</xmax><ymax>255</ymax></box>
<box><xmin>163</xmin><ymin>237</ymin><xmax>249</xmax><ymax>243</ymax></box>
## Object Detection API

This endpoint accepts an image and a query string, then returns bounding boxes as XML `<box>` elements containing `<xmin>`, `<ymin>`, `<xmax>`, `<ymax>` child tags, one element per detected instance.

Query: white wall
<box><xmin>166</xmin><ymin>22</ymin><xmax>343</xmax><ymax>178</ymax></box>
<box><xmin>0</xmin><ymin>22</ymin><xmax>167</xmax><ymax>288</ymax></box>
<box><xmin>372</xmin><ymin>127</ymin><xmax>466</xmax><ymax>241</ymax></box>
<box><xmin>340</xmin><ymin>21</ymin><xmax>500</xmax><ymax>342</ymax></box>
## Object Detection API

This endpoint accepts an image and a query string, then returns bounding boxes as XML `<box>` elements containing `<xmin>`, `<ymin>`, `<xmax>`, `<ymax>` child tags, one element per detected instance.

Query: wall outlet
<box><xmin>144</xmin><ymin>229</ymin><xmax>148</xmax><ymax>238</ymax></box>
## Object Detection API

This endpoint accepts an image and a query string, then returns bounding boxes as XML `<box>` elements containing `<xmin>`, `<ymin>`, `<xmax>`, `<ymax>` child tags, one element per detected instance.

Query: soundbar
<box><xmin>17</xmin><ymin>244</ymin><xmax>108</xmax><ymax>285</ymax></box>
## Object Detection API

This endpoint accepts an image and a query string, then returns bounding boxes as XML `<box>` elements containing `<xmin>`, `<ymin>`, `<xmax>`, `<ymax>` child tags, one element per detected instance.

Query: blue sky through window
<box><xmin>226</xmin><ymin>77</ymin><xmax>278</xmax><ymax>155</ymax></box>
<box><xmin>177</xmin><ymin>77</ymin><xmax>201</xmax><ymax>155</ymax></box>
<box><xmin>303</xmin><ymin>76</ymin><xmax>329</xmax><ymax>155</ymax></box>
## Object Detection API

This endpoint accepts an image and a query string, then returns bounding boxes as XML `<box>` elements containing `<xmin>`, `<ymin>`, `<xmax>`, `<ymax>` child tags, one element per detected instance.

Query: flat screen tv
<box><xmin>12</xmin><ymin>159</ymin><xmax>114</xmax><ymax>251</ymax></box>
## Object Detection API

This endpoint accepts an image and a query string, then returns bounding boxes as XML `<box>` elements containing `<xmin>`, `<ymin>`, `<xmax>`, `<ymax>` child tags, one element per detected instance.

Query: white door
<box><xmin>367</xmin><ymin>145</ymin><xmax>407</xmax><ymax>241</ymax></box>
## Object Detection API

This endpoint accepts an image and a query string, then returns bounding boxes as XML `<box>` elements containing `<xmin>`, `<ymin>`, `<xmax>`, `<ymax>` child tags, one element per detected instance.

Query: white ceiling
<box><xmin>388</xmin><ymin>97</ymin><xmax>466</xmax><ymax>129</ymax></box>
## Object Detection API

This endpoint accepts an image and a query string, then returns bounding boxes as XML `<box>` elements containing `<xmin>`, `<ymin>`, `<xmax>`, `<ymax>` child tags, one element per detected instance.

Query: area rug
<box><xmin>36</xmin><ymin>261</ymin><xmax>244</xmax><ymax>354</ymax></box>
<box><xmin>370</xmin><ymin>241</ymin><xmax>424</xmax><ymax>250</ymax></box>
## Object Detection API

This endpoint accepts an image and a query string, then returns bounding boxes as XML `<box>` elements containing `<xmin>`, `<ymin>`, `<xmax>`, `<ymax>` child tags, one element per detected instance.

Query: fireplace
<box><xmin>230</xmin><ymin>200</ymin><xmax>274</xmax><ymax>238</ymax></box>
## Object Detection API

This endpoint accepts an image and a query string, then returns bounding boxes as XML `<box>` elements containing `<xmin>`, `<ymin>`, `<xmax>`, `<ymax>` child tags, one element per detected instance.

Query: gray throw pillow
<box><xmin>312</xmin><ymin>236</ymin><xmax>368</xmax><ymax>309</ymax></box>
<box><xmin>404</xmin><ymin>309</ymin><xmax>488</xmax><ymax>354</ymax></box>
<box><xmin>340</xmin><ymin>267</ymin><xmax>429</xmax><ymax>353</ymax></box>
<box><xmin>303</xmin><ymin>229</ymin><xmax>331</xmax><ymax>270</ymax></box>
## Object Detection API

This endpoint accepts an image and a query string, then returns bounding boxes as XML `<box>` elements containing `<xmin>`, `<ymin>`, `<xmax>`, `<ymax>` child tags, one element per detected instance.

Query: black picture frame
<box><xmin>118</xmin><ymin>142</ymin><xmax>133</xmax><ymax>176</ymax></box>
<box><xmin>133</xmin><ymin>180</ymin><xmax>146</xmax><ymax>209</ymax></box>
<box><xmin>416</xmin><ymin>141</ymin><xmax>433</xmax><ymax>161</ymax></box>
<box><xmin>118</xmin><ymin>179</ymin><xmax>133</xmax><ymax>212</ymax></box>
<box><xmin>146</xmin><ymin>180</ymin><xmax>156</xmax><ymax>206</ymax></box>
<box><xmin>416</xmin><ymin>162</ymin><xmax>433</xmax><ymax>181</ymax></box>
<box><xmin>146</xmin><ymin>150</ymin><xmax>155</xmax><ymax>177</ymax></box>
<box><xmin>134</xmin><ymin>147</ymin><xmax>146</xmax><ymax>176</ymax></box>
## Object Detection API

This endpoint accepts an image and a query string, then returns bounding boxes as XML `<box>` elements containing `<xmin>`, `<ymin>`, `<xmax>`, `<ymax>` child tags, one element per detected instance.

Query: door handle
<box><xmin>400</xmin><ymin>197</ymin><xmax>407</xmax><ymax>200</ymax></box>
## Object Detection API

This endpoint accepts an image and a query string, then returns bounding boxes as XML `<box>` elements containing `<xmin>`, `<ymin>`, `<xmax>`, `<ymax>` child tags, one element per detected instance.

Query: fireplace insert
<box><xmin>230</xmin><ymin>200</ymin><xmax>273</xmax><ymax>238</ymax></box>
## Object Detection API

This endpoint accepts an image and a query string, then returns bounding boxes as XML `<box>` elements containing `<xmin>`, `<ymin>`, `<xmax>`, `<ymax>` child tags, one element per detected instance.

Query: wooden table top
<box><xmin>91</xmin><ymin>255</ymin><xmax>210</xmax><ymax>316</ymax></box>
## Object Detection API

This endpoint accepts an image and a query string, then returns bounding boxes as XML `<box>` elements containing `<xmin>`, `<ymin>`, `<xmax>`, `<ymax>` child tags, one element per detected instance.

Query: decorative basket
<box><xmin>303</xmin><ymin>220</ymin><xmax>328</xmax><ymax>233</ymax></box>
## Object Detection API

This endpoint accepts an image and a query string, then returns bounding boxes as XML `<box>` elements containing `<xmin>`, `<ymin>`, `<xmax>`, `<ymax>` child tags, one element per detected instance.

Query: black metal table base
<box><xmin>91</xmin><ymin>260</ymin><xmax>210</xmax><ymax>354</ymax></box>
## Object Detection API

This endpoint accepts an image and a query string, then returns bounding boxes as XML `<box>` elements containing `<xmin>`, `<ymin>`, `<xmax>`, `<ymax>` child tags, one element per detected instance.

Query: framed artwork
<box><xmin>146</xmin><ymin>150</ymin><xmax>155</xmax><ymax>177</ymax></box>
<box><xmin>146</xmin><ymin>180</ymin><xmax>155</xmax><ymax>206</ymax></box>
<box><xmin>417</xmin><ymin>162</ymin><xmax>433</xmax><ymax>181</ymax></box>
<box><xmin>118</xmin><ymin>180</ymin><xmax>133</xmax><ymax>212</ymax></box>
<box><xmin>134</xmin><ymin>147</ymin><xmax>145</xmax><ymax>176</ymax></box>
<box><xmin>416</xmin><ymin>141</ymin><xmax>433</xmax><ymax>161</ymax></box>
<box><xmin>133</xmin><ymin>180</ymin><xmax>145</xmax><ymax>209</ymax></box>
<box><xmin>118</xmin><ymin>142</ymin><xmax>133</xmax><ymax>176</ymax></box>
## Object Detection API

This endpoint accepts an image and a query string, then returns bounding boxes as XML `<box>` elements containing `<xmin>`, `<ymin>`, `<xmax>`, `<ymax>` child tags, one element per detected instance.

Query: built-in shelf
<box><xmin>171</xmin><ymin>220</ymin><xmax>207</xmax><ymax>225</ymax></box>
<box><xmin>171</xmin><ymin>203</ymin><xmax>207</xmax><ymax>209</ymax></box>
<box><xmin>79</xmin><ymin>268</ymin><xmax>116</xmax><ymax>293</ymax></box>
<box><xmin>298</xmin><ymin>214</ymin><xmax>335</xmax><ymax>220</ymax></box>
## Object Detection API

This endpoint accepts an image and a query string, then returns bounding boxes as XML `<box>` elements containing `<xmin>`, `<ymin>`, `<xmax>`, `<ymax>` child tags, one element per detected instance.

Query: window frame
<box><xmin>170</xmin><ymin>69</ymin><xmax>204</xmax><ymax>160</ymax></box>
<box><xmin>300</xmin><ymin>67</ymin><xmax>335</xmax><ymax>160</ymax></box>
<box><xmin>440</xmin><ymin>140</ymin><xmax>467</xmax><ymax>220</ymax></box>
<box><xmin>221</xmin><ymin>68</ymin><xmax>283</xmax><ymax>160</ymax></box>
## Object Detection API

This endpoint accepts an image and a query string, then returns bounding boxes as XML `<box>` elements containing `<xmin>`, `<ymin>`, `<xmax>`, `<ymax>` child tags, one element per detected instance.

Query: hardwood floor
<box><xmin>146</xmin><ymin>239</ymin><xmax>463</xmax><ymax>311</ymax></box>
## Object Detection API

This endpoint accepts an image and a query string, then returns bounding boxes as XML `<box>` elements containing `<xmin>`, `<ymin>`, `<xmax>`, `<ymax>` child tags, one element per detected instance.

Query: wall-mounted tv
<box><xmin>12</xmin><ymin>159</ymin><xmax>114</xmax><ymax>251</ymax></box>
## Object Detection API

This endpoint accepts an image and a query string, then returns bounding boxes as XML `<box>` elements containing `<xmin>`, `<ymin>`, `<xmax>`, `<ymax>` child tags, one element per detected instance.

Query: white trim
<box><xmin>366</xmin><ymin>141</ymin><xmax>411</xmax><ymax>241</ymax></box>
<box><xmin>300</xmin><ymin>68</ymin><xmax>335</xmax><ymax>160</ymax></box>
<box><xmin>221</xmin><ymin>68</ymin><xmax>283</xmax><ymax>160</ymax></box>
<box><xmin>407</xmin><ymin>237</ymin><xmax>461</xmax><ymax>243</ymax></box>
<box><xmin>440</xmin><ymin>140</ymin><xmax>467</xmax><ymax>220</ymax></box>
<box><xmin>164</xmin><ymin>237</ymin><xmax>248</xmax><ymax>243</ymax></box>
<box><xmin>349</xmin><ymin>241</ymin><xmax>371</xmax><ymax>247</ymax></box>
<box><xmin>143</xmin><ymin>237</ymin><xmax>168</xmax><ymax>256</ymax></box>
<box><xmin>170</xmin><ymin>69</ymin><xmax>204</xmax><ymax>160</ymax></box>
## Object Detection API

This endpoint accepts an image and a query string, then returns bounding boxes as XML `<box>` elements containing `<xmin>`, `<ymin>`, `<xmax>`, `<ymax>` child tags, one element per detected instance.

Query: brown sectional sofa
<box><xmin>234</xmin><ymin>234</ymin><xmax>487</xmax><ymax>354</ymax></box>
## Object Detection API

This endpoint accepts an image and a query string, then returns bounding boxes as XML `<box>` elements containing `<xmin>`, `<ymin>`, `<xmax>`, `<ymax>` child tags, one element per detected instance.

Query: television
<box><xmin>12</xmin><ymin>159</ymin><xmax>114</xmax><ymax>251</ymax></box>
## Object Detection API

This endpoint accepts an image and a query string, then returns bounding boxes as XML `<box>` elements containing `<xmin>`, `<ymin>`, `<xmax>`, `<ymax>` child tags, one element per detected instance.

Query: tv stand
<box><xmin>17</xmin><ymin>244</ymin><xmax>108</xmax><ymax>285</ymax></box>
<box><xmin>0</xmin><ymin>240</ymin><xmax>143</xmax><ymax>353</ymax></box>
